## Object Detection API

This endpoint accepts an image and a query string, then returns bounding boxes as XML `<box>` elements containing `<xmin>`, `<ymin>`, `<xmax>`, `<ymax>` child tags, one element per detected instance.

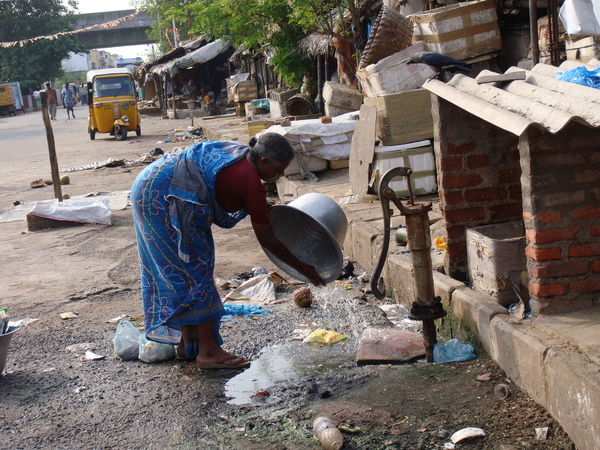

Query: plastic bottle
<box><xmin>313</xmin><ymin>417</ymin><xmax>344</xmax><ymax>450</ymax></box>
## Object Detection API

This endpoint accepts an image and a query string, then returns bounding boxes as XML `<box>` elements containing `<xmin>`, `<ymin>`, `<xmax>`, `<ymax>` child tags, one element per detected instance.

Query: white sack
<box><xmin>29</xmin><ymin>198</ymin><xmax>112</xmax><ymax>225</ymax></box>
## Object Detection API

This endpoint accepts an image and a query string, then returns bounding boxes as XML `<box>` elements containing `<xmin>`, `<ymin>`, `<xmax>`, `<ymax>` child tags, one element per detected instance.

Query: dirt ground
<box><xmin>0</xmin><ymin>110</ymin><xmax>575</xmax><ymax>449</ymax></box>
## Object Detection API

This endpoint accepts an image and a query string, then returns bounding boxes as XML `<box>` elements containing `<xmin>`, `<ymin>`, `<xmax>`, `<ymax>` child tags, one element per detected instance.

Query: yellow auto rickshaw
<box><xmin>87</xmin><ymin>68</ymin><xmax>141</xmax><ymax>141</ymax></box>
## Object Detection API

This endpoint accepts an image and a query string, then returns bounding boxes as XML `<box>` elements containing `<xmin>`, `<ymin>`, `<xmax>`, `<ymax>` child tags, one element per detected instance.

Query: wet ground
<box><xmin>0</xmin><ymin>112</ymin><xmax>575</xmax><ymax>449</ymax></box>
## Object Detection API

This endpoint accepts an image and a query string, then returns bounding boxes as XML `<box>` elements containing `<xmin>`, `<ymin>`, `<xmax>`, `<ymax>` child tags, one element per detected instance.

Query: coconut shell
<box><xmin>293</xmin><ymin>286</ymin><xmax>312</xmax><ymax>308</ymax></box>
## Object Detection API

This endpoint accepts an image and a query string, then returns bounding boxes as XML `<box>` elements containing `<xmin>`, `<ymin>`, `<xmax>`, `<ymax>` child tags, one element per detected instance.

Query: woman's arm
<box><xmin>252</xmin><ymin>221</ymin><xmax>326</xmax><ymax>287</ymax></box>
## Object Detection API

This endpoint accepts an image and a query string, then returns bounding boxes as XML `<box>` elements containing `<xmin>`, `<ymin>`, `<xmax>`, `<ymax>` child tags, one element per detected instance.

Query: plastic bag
<box><xmin>113</xmin><ymin>320</ymin><xmax>141</xmax><ymax>361</ymax></box>
<box><xmin>433</xmin><ymin>338</ymin><xmax>476</xmax><ymax>363</ymax></box>
<box><xmin>556</xmin><ymin>66</ymin><xmax>600</xmax><ymax>89</ymax></box>
<box><xmin>138</xmin><ymin>334</ymin><xmax>175</xmax><ymax>363</ymax></box>
<box><xmin>303</xmin><ymin>329</ymin><xmax>347</xmax><ymax>345</ymax></box>
<box><xmin>559</xmin><ymin>0</ymin><xmax>600</xmax><ymax>36</ymax></box>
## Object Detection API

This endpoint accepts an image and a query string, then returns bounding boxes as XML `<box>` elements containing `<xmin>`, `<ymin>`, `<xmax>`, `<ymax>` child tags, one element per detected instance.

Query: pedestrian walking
<box><xmin>45</xmin><ymin>83</ymin><xmax>58</xmax><ymax>120</ymax></box>
<box><xmin>130</xmin><ymin>134</ymin><xmax>324</xmax><ymax>368</ymax></box>
<box><xmin>61</xmin><ymin>83</ymin><xmax>76</xmax><ymax>119</ymax></box>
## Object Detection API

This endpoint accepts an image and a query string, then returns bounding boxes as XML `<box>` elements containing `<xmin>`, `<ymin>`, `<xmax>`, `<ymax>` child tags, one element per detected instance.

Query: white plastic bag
<box><xmin>113</xmin><ymin>320</ymin><xmax>141</xmax><ymax>361</ymax></box>
<box><xmin>559</xmin><ymin>0</ymin><xmax>600</xmax><ymax>36</ymax></box>
<box><xmin>138</xmin><ymin>334</ymin><xmax>175</xmax><ymax>363</ymax></box>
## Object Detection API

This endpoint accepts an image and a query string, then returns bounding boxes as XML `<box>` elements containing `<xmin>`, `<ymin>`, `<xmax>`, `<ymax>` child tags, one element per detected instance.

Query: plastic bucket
<box><xmin>263</xmin><ymin>193</ymin><xmax>347</xmax><ymax>284</ymax></box>
<box><xmin>0</xmin><ymin>326</ymin><xmax>19</xmax><ymax>373</ymax></box>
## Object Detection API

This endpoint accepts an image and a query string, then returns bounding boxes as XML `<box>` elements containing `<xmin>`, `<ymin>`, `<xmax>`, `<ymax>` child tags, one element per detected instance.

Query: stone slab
<box><xmin>356</xmin><ymin>328</ymin><xmax>425</xmax><ymax>365</ymax></box>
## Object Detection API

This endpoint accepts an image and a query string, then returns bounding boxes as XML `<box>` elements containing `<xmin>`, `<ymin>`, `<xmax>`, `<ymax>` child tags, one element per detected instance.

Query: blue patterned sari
<box><xmin>131</xmin><ymin>141</ymin><xmax>249</xmax><ymax>345</ymax></box>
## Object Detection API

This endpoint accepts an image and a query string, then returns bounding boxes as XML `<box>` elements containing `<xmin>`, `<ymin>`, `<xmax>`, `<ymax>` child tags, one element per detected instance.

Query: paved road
<box><xmin>0</xmin><ymin>105</ymin><xmax>184</xmax><ymax>211</ymax></box>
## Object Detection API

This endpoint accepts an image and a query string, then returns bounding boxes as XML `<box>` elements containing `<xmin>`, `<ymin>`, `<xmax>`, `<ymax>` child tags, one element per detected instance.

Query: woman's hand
<box><xmin>300</xmin><ymin>264</ymin><xmax>326</xmax><ymax>287</ymax></box>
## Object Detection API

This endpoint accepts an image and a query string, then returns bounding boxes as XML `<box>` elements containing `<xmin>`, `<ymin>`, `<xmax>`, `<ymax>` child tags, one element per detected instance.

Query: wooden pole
<box><xmin>40</xmin><ymin>91</ymin><xmax>63</xmax><ymax>202</ymax></box>
<box><xmin>529</xmin><ymin>0</ymin><xmax>539</xmax><ymax>65</ymax></box>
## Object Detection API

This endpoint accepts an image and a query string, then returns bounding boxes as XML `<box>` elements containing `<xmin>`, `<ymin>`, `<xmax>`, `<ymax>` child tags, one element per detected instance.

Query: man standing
<box><xmin>61</xmin><ymin>83</ymin><xmax>75</xmax><ymax>119</ymax></box>
<box><xmin>45</xmin><ymin>83</ymin><xmax>58</xmax><ymax>120</ymax></box>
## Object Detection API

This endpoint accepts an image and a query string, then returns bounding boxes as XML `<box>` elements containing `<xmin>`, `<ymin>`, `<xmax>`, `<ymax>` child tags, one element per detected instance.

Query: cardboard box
<box><xmin>467</xmin><ymin>221</ymin><xmax>527</xmax><ymax>306</ymax></box>
<box><xmin>363</xmin><ymin>88</ymin><xmax>433</xmax><ymax>146</ymax></box>
<box><xmin>371</xmin><ymin>140</ymin><xmax>436</xmax><ymax>197</ymax></box>
<box><xmin>322</xmin><ymin>81</ymin><xmax>363</xmax><ymax>110</ymax></box>
<box><xmin>356</xmin><ymin>41</ymin><xmax>436</xmax><ymax>97</ymax></box>
<box><xmin>231</xmin><ymin>80</ymin><xmax>258</xmax><ymax>102</ymax></box>
<box><xmin>408</xmin><ymin>0</ymin><xmax>501</xmax><ymax>60</ymax></box>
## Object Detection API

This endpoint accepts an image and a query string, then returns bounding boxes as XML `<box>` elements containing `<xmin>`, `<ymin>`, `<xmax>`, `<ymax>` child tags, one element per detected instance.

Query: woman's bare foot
<box><xmin>196</xmin><ymin>348</ymin><xmax>250</xmax><ymax>369</ymax></box>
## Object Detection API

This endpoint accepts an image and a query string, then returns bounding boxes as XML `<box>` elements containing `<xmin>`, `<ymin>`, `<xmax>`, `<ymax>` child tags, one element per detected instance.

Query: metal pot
<box><xmin>263</xmin><ymin>193</ymin><xmax>347</xmax><ymax>284</ymax></box>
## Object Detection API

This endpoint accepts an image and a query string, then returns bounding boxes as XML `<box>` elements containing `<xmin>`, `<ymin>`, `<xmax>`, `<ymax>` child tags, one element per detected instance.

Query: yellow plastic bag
<box><xmin>303</xmin><ymin>328</ymin><xmax>347</xmax><ymax>345</ymax></box>
<box><xmin>434</xmin><ymin>237</ymin><xmax>447</xmax><ymax>251</ymax></box>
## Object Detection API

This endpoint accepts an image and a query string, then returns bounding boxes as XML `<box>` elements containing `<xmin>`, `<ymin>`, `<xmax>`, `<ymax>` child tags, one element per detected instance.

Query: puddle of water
<box><xmin>225</xmin><ymin>340</ymin><xmax>354</xmax><ymax>405</ymax></box>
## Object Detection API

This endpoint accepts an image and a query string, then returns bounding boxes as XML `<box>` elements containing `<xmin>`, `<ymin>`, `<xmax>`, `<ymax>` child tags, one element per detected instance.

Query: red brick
<box><xmin>593</xmin><ymin>260</ymin><xmax>600</xmax><ymax>272</ymax></box>
<box><xmin>467</xmin><ymin>154</ymin><xmax>490</xmax><ymax>169</ymax></box>
<box><xmin>569</xmin><ymin>278</ymin><xmax>600</xmax><ymax>293</ymax></box>
<box><xmin>508</xmin><ymin>150</ymin><xmax>520</xmax><ymax>162</ymax></box>
<box><xmin>498</xmin><ymin>154</ymin><xmax>509</xmax><ymax>165</ymax></box>
<box><xmin>529</xmin><ymin>261</ymin><xmax>589</xmax><ymax>278</ymax></box>
<box><xmin>529</xmin><ymin>281</ymin><xmax>566</xmax><ymax>297</ymax></box>
<box><xmin>572</xmin><ymin>205</ymin><xmax>600</xmax><ymax>220</ymax></box>
<box><xmin>440</xmin><ymin>173</ymin><xmax>483</xmax><ymax>189</ymax></box>
<box><xmin>575</xmin><ymin>170</ymin><xmax>600</xmax><ymax>183</ymax></box>
<box><xmin>592</xmin><ymin>224</ymin><xmax>600</xmax><ymax>236</ymax></box>
<box><xmin>464</xmin><ymin>187</ymin><xmax>507</xmax><ymax>202</ymax></box>
<box><xmin>498</xmin><ymin>168</ymin><xmax>521</xmax><ymax>183</ymax></box>
<box><xmin>569</xmin><ymin>243</ymin><xmax>600</xmax><ymax>257</ymax></box>
<box><xmin>447</xmin><ymin>141</ymin><xmax>476</xmax><ymax>155</ymax></box>
<box><xmin>523</xmin><ymin>211</ymin><xmax>532</xmax><ymax>222</ymax></box>
<box><xmin>536</xmin><ymin>211</ymin><xmax>561</xmax><ymax>224</ymax></box>
<box><xmin>538</xmin><ymin>153</ymin><xmax>584</xmax><ymax>167</ymax></box>
<box><xmin>446</xmin><ymin>225</ymin><xmax>466</xmax><ymax>241</ymax></box>
<box><xmin>525</xmin><ymin>246</ymin><xmax>562</xmax><ymax>261</ymax></box>
<box><xmin>526</xmin><ymin>227</ymin><xmax>581</xmax><ymax>244</ymax></box>
<box><xmin>439</xmin><ymin>156</ymin><xmax>463</xmax><ymax>172</ymax></box>
<box><xmin>491</xmin><ymin>203</ymin><xmax>523</xmax><ymax>221</ymax></box>
<box><xmin>509</xmin><ymin>184</ymin><xmax>522</xmax><ymax>200</ymax></box>
<box><xmin>440</xmin><ymin>190</ymin><xmax>464</xmax><ymax>206</ymax></box>
<box><xmin>443</xmin><ymin>207</ymin><xmax>486</xmax><ymax>223</ymax></box>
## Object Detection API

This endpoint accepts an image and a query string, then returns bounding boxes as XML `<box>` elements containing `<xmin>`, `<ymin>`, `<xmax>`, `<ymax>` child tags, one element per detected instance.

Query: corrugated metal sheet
<box><xmin>423</xmin><ymin>60</ymin><xmax>600</xmax><ymax>136</ymax></box>
<box><xmin>148</xmin><ymin>39</ymin><xmax>230</xmax><ymax>77</ymax></box>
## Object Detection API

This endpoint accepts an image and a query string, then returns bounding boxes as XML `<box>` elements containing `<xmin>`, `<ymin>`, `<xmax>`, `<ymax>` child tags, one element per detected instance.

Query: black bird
<box><xmin>407</xmin><ymin>51</ymin><xmax>472</xmax><ymax>79</ymax></box>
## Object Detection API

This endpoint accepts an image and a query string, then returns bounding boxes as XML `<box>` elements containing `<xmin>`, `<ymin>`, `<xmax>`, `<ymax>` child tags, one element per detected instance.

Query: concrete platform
<box><xmin>279</xmin><ymin>169</ymin><xmax>600</xmax><ymax>450</ymax></box>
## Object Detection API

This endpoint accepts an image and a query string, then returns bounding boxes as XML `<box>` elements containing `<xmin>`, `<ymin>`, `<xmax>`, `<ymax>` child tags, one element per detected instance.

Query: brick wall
<box><xmin>433</xmin><ymin>97</ymin><xmax>522</xmax><ymax>280</ymax></box>
<box><xmin>521</xmin><ymin>125</ymin><xmax>600</xmax><ymax>313</ymax></box>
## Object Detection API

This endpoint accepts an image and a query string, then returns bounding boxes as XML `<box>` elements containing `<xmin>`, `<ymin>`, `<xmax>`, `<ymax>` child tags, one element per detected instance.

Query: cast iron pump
<box><xmin>371</xmin><ymin>167</ymin><xmax>446</xmax><ymax>362</ymax></box>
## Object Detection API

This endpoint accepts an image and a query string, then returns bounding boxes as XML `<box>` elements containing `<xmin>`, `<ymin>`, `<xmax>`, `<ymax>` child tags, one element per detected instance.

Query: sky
<box><xmin>72</xmin><ymin>0</ymin><xmax>154</xmax><ymax>60</ymax></box>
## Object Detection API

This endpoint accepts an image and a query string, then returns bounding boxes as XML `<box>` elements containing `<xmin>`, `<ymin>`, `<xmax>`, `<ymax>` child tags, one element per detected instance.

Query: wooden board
<box><xmin>349</xmin><ymin>104</ymin><xmax>377</xmax><ymax>195</ymax></box>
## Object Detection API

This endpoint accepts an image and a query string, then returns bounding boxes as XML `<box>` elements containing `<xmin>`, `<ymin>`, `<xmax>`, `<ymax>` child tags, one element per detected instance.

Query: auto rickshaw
<box><xmin>87</xmin><ymin>68</ymin><xmax>141</xmax><ymax>141</ymax></box>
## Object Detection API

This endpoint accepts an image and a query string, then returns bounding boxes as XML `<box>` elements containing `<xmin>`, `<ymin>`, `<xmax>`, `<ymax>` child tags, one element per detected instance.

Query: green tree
<box><xmin>0</xmin><ymin>0</ymin><xmax>87</xmax><ymax>89</ymax></box>
<box><xmin>139</xmin><ymin>0</ymin><xmax>377</xmax><ymax>85</ymax></box>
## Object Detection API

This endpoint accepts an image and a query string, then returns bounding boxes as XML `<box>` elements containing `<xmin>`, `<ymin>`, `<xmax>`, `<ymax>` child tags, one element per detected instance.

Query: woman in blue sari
<box><xmin>131</xmin><ymin>134</ymin><xmax>324</xmax><ymax>369</ymax></box>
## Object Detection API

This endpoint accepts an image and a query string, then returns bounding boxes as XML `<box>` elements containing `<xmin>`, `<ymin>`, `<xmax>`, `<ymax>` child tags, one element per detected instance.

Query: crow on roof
<box><xmin>407</xmin><ymin>51</ymin><xmax>472</xmax><ymax>79</ymax></box>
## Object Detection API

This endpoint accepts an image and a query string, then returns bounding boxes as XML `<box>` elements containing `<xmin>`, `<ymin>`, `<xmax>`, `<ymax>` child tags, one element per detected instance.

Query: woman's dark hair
<box><xmin>249</xmin><ymin>133</ymin><xmax>294</xmax><ymax>164</ymax></box>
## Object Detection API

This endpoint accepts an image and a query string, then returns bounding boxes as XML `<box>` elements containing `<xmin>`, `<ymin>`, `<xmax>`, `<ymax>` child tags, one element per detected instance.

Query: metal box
<box><xmin>467</xmin><ymin>221</ymin><xmax>527</xmax><ymax>307</ymax></box>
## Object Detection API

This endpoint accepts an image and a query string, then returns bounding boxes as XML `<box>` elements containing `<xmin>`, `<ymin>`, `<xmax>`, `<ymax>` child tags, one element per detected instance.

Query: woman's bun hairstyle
<box><xmin>249</xmin><ymin>133</ymin><xmax>294</xmax><ymax>164</ymax></box>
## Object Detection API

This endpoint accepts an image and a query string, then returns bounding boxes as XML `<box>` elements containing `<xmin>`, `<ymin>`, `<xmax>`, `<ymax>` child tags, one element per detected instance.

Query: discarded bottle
<box><xmin>313</xmin><ymin>417</ymin><xmax>344</xmax><ymax>450</ymax></box>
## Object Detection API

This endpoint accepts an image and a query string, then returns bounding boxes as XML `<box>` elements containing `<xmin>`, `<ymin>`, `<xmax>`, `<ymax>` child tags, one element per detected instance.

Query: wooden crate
<box><xmin>322</xmin><ymin>81</ymin><xmax>363</xmax><ymax>110</ymax></box>
<box><xmin>408</xmin><ymin>0</ymin><xmax>501</xmax><ymax>60</ymax></box>
<box><xmin>356</xmin><ymin>41</ymin><xmax>436</xmax><ymax>97</ymax></box>
<box><xmin>363</xmin><ymin>88</ymin><xmax>433</xmax><ymax>146</ymax></box>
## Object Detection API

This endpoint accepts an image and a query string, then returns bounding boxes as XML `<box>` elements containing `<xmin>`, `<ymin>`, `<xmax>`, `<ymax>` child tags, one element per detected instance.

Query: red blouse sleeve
<box><xmin>215</xmin><ymin>157</ymin><xmax>271</xmax><ymax>226</ymax></box>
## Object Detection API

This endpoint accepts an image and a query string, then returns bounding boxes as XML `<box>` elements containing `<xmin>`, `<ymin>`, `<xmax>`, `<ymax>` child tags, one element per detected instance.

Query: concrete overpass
<box><xmin>75</xmin><ymin>9</ymin><xmax>155</xmax><ymax>49</ymax></box>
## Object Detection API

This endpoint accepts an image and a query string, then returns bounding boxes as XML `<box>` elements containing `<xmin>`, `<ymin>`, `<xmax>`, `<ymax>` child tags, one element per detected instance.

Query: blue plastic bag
<box><xmin>433</xmin><ymin>338</ymin><xmax>476</xmax><ymax>363</ymax></box>
<box><xmin>556</xmin><ymin>66</ymin><xmax>600</xmax><ymax>89</ymax></box>
<box><xmin>222</xmin><ymin>303</ymin><xmax>271</xmax><ymax>321</ymax></box>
